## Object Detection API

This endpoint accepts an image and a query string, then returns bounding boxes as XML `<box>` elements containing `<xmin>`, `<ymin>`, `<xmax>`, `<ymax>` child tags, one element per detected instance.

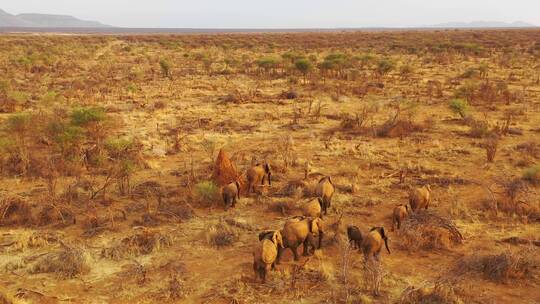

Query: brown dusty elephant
<box><xmin>253</xmin><ymin>230</ymin><xmax>284</xmax><ymax>283</ymax></box>
<box><xmin>392</xmin><ymin>204</ymin><xmax>409</xmax><ymax>231</ymax></box>
<box><xmin>347</xmin><ymin>225</ymin><xmax>363</xmax><ymax>250</ymax></box>
<box><xmin>315</xmin><ymin>176</ymin><xmax>335</xmax><ymax>215</ymax></box>
<box><xmin>302</xmin><ymin>198</ymin><xmax>323</xmax><ymax>219</ymax></box>
<box><xmin>276</xmin><ymin>217</ymin><xmax>324</xmax><ymax>263</ymax></box>
<box><xmin>361</xmin><ymin>227</ymin><xmax>390</xmax><ymax>262</ymax></box>
<box><xmin>222</xmin><ymin>181</ymin><xmax>240</xmax><ymax>210</ymax></box>
<box><xmin>409</xmin><ymin>185</ymin><xmax>432</xmax><ymax>211</ymax></box>
<box><xmin>246</xmin><ymin>163</ymin><xmax>272</xmax><ymax>194</ymax></box>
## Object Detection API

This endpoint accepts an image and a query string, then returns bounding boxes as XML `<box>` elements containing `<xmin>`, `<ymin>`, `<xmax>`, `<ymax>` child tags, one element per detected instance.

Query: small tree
<box><xmin>448</xmin><ymin>99</ymin><xmax>469</xmax><ymax>119</ymax></box>
<box><xmin>159</xmin><ymin>59</ymin><xmax>172</xmax><ymax>78</ymax></box>
<box><xmin>376</xmin><ymin>58</ymin><xmax>395</xmax><ymax>76</ymax></box>
<box><xmin>295</xmin><ymin>58</ymin><xmax>313</xmax><ymax>83</ymax></box>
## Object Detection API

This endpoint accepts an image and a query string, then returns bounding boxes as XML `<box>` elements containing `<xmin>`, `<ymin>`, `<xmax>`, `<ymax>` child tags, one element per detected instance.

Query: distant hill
<box><xmin>0</xmin><ymin>9</ymin><xmax>111</xmax><ymax>28</ymax></box>
<box><xmin>429</xmin><ymin>21</ymin><xmax>537</xmax><ymax>28</ymax></box>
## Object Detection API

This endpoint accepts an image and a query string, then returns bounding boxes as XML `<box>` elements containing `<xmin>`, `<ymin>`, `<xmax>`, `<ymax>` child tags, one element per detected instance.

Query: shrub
<box><xmin>451</xmin><ymin>250</ymin><xmax>537</xmax><ymax>283</ymax></box>
<box><xmin>522</xmin><ymin>164</ymin><xmax>540</xmax><ymax>184</ymax></box>
<box><xmin>70</xmin><ymin>107</ymin><xmax>106</xmax><ymax>127</ymax></box>
<box><xmin>159</xmin><ymin>59</ymin><xmax>171</xmax><ymax>78</ymax></box>
<box><xmin>205</xmin><ymin>221</ymin><xmax>239</xmax><ymax>247</ymax></box>
<box><xmin>195</xmin><ymin>180</ymin><xmax>219</xmax><ymax>205</ymax></box>
<box><xmin>376</xmin><ymin>58</ymin><xmax>395</xmax><ymax>75</ymax></box>
<box><xmin>295</xmin><ymin>58</ymin><xmax>313</xmax><ymax>81</ymax></box>
<box><xmin>30</xmin><ymin>245</ymin><xmax>89</xmax><ymax>279</ymax></box>
<box><xmin>448</xmin><ymin>99</ymin><xmax>469</xmax><ymax>119</ymax></box>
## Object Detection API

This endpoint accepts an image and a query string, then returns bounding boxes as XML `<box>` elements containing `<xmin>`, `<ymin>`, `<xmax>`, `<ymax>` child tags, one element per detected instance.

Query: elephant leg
<box><xmin>253</xmin><ymin>262</ymin><xmax>258</xmax><ymax>280</ymax></box>
<box><xmin>397</xmin><ymin>219</ymin><xmax>401</xmax><ymax>230</ymax></box>
<box><xmin>375</xmin><ymin>251</ymin><xmax>381</xmax><ymax>262</ymax></box>
<box><xmin>232</xmin><ymin>197</ymin><xmax>237</xmax><ymax>208</ymax></box>
<box><xmin>261</xmin><ymin>268</ymin><xmax>266</xmax><ymax>283</ymax></box>
<box><xmin>349</xmin><ymin>240</ymin><xmax>355</xmax><ymax>249</ymax></box>
<box><xmin>276</xmin><ymin>247</ymin><xmax>283</xmax><ymax>264</ymax></box>
<box><xmin>303</xmin><ymin>240</ymin><xmax>310</xmax><ymax>256</ymax></box>
<box><xmin>292</xmin><ymin>245</ymin><xmax>300</xmax><ymax>261</ymax></box>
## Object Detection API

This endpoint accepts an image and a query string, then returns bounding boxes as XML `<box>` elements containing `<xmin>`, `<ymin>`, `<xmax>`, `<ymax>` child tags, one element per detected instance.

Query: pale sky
<box><xmin>2</xmin><ymin>0</ymin><xmax>539</xmax><ymax>28</ymax></box>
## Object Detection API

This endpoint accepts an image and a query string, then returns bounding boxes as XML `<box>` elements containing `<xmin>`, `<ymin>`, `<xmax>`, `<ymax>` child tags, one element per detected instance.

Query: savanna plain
<box><xmin>0</xmin><ymin>30</ymin><xmax>539</xmax><ymax>304</ymax></box>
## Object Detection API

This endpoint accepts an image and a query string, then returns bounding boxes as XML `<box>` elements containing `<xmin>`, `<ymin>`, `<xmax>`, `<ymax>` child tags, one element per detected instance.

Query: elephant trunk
<box><xmin>383</xmin><ymin>237</ymin><xmax>390</xmax><ymax>254</ymax></box>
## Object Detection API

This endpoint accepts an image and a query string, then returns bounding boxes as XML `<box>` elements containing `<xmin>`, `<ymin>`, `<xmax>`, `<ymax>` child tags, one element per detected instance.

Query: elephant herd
<box><xmin>220</xmin><ymin>162</ymin><xmax>433</xmax><ymax>283</ymax></box>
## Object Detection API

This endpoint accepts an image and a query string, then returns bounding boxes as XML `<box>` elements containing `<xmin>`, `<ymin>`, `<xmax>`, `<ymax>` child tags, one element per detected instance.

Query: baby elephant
<box><xmin>253</xmin><ymin>230</ymin><xmax>284</xmax><ymax>283</ymax></box>
<box><xmin>392</xmin><ymin>204</ymin><xmax>409</xmax><ymax>231</ymax></box>
<box><xmin>303</xmin><ymin>198</ymin><xmax>323</xmax><ymax>219</ymax></box>
<box><xmin>362</xmin><ymin>227</ymin><xmax>390</xmax><ymax>262</ymax></box>
<box><xmin>347</xmin><ymin>225</ymin><xmax>363</xmax><ymax>250</ymax></box>
<box><xmin>409</xmin><ymin>184</ymin><xmax>432</xmax><ymax>211</ymax></box>
<box><xmin>222</xmin><ymin>181</ymin><xmax>241</xmax><ymax>210</ymax></box>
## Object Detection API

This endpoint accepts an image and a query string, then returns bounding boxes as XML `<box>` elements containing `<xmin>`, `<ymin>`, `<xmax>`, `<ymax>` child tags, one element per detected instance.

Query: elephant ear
<box><xmin>311</xmin><ymin>218</ymin><xmax>322</xmax><ymax>234</ymax></box>
<box><xmin>273</xmin><ymin>231</ymin><xmax>284</xmax><ymax>248</ymax></box>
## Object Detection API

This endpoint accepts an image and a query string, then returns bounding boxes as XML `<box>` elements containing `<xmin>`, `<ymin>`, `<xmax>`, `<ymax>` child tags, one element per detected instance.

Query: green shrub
<box><xmin>523</xmin><ymin>164</ymin><xmax>540</xmax><ymax>183</ymax></box>
<box><xmin>6</xmin><ymin>113</ymin><xmax>33</xmax><ymax>134</ymax></box>
<box><xmin>105</xmin><ymin>138</ymin><xmax>135</xmax><ymax>160</ymax></box>
<box><xmin>376</xmin><ymin>58</ymin><xmax>395</xmax><ymax>75</ymax></box>
<box><xmin>159</xmin><ymin>59</ymin><xmax>171</xmax><ymax>78</ymax></box>
<box><xmin>70</xmin><ymin>107</ymin><xmax>106</xmax><ymax>127</ymax></box>
<box><xmin>448</xmin><ymin>99</ymin><xmax>469</xmax><ymax>119</ymax></box>
<box><xmin>195</xmin><ymin>181</ymin><xmax>219</xmax><ymax>204</ymax></box>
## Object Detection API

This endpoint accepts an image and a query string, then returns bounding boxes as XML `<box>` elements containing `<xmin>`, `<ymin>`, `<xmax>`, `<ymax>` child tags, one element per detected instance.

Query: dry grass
<box><xmin>399</xmin><ymin>281</ymin><xmax>463</xmax><ymax>304</ymax></box>
<box><xmin>30</xmin><ymin>245</ymin><xmax>89</xmax><ymax>279</ymax></box>
<box><xmin>101</xmin><ymin>229</ymin><xmax>173</xmax><ymax>260</ymax></box>
<box><xmin>204</xmin><ymin>220</ymin><xmax>240</xmax><ymax>247</ymax></box>
<box><xmin>450</xmin><ymin>250</ymin><xmax>539</xmax><ymax>283</ymax></box>
<box><xmin>398</xmin><ymin>210</ymin><xmax>464</xmax><ymax>251</ymax></box>
<box><xmin>0</xmin><ymin>196</ymin><xmax>32</xmax><ymax>226</ymax></box>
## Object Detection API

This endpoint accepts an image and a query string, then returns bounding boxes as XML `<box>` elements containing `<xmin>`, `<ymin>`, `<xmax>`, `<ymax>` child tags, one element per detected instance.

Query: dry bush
<box><xmin>267</xmin><ymin>198</ymin><xmax>298</xmax><ymax>216</ymax></box>
<box><xmin>399</xmin><ymin>281</ymin><xmax>463</xmax><ymax>304</ymax></box>
<box><xmin>36</xmin><ymin>203</ymin><xmax>76</xmax><ymax>227</ymax></box>
<box><xmin>30</xmin><ymin>245</ymin><xmax>89</xmax><ymax>279</ymax></box>
<box><xmin>451</xmin><ymin>250</ymin><xmax>538</xmax><ymax>283</ymax></box>
<box><xmin>0</xmin><ymin>196</ymin><xmax>32</xmax><ymax>227</ymax></box>
<box><xmin>0</xmin><ymin>289</ymin><xmax>19</xmax><ymax>304</ymax></box>
<box><xmin>131</xmin><ymin>180</ymin><xmax>164</xmax><ymax>199</ymax></box>
<box><xmin>483</xmin><ymin>135</ymin><xmax>499</xmax><ymax>162</ymax></box>
<box><xmin>158</xmin><ymin>198</ymin><xmax>195</xmax><ymax>221</ymax></box>
<box><xmin>399</xmin><ymin>210</ymin><xmax>463</xmax><ymax>251</ymax></box>
<box><xmin>5</xmin><ymin>231</ymin><xmax>60</xmax><ymax>252</ymax></box>
<box><xmin>363</xmin><ymin>259</ymin><xmax>385</xmax><ymax>296</ymax></box>
<box><xmin>204</xmin><ymin>220</ymin><xmax>240</xmax><ymax>247</ymax></box>
<box><xmin>101</xmin><ymin>229</ymin><xmax>173</xmax><ymax>260</ymax></box>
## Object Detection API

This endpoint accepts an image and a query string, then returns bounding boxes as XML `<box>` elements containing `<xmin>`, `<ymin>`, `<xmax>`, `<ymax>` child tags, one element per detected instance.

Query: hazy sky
<box><xmin>3</xmin><ymin>0</ymin><xmax>540</xmax><ymax>28</ymax></box>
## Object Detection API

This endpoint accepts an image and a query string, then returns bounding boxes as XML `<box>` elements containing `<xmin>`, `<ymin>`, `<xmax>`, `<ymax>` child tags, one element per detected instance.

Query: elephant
<box><xmin>247</xmin><ymin>163</ymin><xmax>272</xmax><ymax>194</ymax></box>
<box><xmin>222</xmin><ymin>181</ymin><xmax>240</xmax><ymax>210</ymax></box>
<box><xmin>277</xmin><ymin>217</ymin><xmax>324</xmax><ymax>263</ymax></box>
<box><xmin>315</xmin><ymin>176</ymin><xmax>335</xmax><ymax>215</ymax></box>
<box><xmin>409</xmin><ymin>185</ymin><xmax>432</xmax><ymax>211</ymax></box>
<box><xmin>303</xmin><ymin>198</ymin><xmax>323</xmax><ymax>219</ymax></box>
<box><xmin>392</xmin><ymin>204</ymin><xmax>409</xmax><ymax>231</ymax></box>
<box><xmin>253</xmin><ymin>230</ymin><xmax>284</xmax><ymax>283</ymax></box>
<box><xmin>347</xmin><ymin>225</ymin><xmax>363</xmax><ymax>250</ymax></box>
<box><xmin>361</xmin><ymin>227</ymin><xmax>390</xmax><ymax>262</ymax></box>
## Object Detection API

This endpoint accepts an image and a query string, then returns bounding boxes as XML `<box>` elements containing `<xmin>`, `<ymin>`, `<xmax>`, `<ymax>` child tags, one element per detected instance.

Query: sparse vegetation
<box><xmin>0</xmin><ymin>30</ymin><xmax>539</xmax><ymax>303</ymax></box>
